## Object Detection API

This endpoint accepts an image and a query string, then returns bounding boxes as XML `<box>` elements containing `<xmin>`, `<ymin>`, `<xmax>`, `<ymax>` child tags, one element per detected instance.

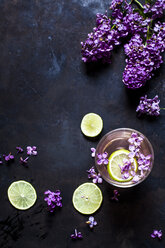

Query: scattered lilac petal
<box><xmin>91</xmin><ymin>148</ymin><xmax>96</xmax><ymax>157</ymax></box>
<box><xmin>136</xmin><ymin>95</ymin><xmax>160</xmax><ymax>116</ymax></box>
<box><xmin>86</xmin><ymin>216</ymin><xmax>97</xmax><ymax>228</ymax></box>
<box><xmin>16</xmin><ymin>146</ymin><xmax>24</xmax><ymax>153</ymax></box>
<box><xmin>151</xmin><ymin>230</ymin><xmax>162</xmax><ymax>239</ymax></box>
<box><xmin>20</xmin><ymin>157</ymin><xmax>29</xmax><ymax>165</ymax></box>
<box><xmin>27</xmin><ymin>146</ymin><xmax>37</xmax><ymax>156</ymax></box>
<box><xmin>3</xmin><ymin>153</ymin><xmax>14</xmax><ymax>162</ymax></box>
<box><xmin>44</xmin><ymin>190</ymin><xmax>62</xmax><ymax>212</ymax></box>
<box><xmin>71</xmin><ymin>229</ymin><xmax>83</xmax><ymax>240</ymax></box>
<box><xmin>111</xmin><ymin>189</ymin><xmax>120</xmax><ymax>202</ymax></box>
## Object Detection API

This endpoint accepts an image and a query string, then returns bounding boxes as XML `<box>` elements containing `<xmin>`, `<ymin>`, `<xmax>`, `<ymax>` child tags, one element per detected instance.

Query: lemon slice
<box><xmin>80</xmin><ymin>113</ymin><xmax>103</xmax><ymax>137</ymax></box>
<box><xmin>107</xmin><ymin>149</ymin><xmax>138</xmax><ymax>182</ymax></box>
<box><xmin>72</xmin><ymin>183</ymin><xmax>103</xmax><ymax>214</ymax></box>
<box><xmin>8</xmin><ymin>180</ymin><xmax>37</xmax><ymax>210</ymax></box>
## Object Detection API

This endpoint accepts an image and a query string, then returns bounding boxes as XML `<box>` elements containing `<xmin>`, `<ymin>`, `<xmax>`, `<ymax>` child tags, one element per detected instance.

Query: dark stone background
<box><xmin>0</xmin><ymin>0</ymin><xmax>165</xmax><ymax>247</ymax></box>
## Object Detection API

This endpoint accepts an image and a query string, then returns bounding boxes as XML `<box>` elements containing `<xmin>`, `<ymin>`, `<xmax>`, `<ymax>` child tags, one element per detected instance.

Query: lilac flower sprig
<box><xmin>71</xmin><ymin>229</ymin><xmax>83</xmax><ymax>240</ymax></box>
<box><xmin>97</xmin><ymin>152</ymin><xmax>109</xmax><ymax>165</ymax></box>
<box><xmin>27</xmin><ymin>146</ymin><xmax>37</xmax><ymax>156</ymax></box>
<box><xmin>44</xmin><ymin>190</ymin><xmax>62</xmax><ymax>213</ymax></box>
<box><xmin>87</xmin><ymin>166</ymin><xmax>103</xmax><ymax>184</ymax></box>
<box><xmin>151</xmin><ymin>229</ymin><xmax>162</xmax><ymax>239</ymax></box>
<box><xmin>111</xmin><ymin>189</ymin><xmax>120</xmax><ymax>201</ymax></box>
<box><xmin>86</xmin><ymin>216</ymin><xmax>97</xmax><ymax>229</ymax></box>
<box><xmin>136</xmin><ymin>95</ymin><xmax>160</xmax><ymax>116</ymax></box>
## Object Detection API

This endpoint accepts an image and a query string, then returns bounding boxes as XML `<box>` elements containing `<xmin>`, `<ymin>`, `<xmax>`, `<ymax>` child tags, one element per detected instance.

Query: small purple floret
<box><xmin>3</xmin><ymin>153</ymin><xmax>14</xmax><ymax>161</ymax></box>
<box><xmin>86</xmin><ymin>216</ymin><xmax>97</xmax><ymax>228</ymax></box>
<box><xmin>87</xmin><ymin>166</ymin><xmax>103</xmax><ymax>184</ymax></box>
<box><xmin>151</xmin><ymin>229</ymin><xmax>162</xmax><ymax>239</ymax></box>
<box><xmin>16</xmin><ymin>146</ymin><xmax>24</xmax><ymax>153</ymax></box>
<box><xmin>27</xmin><ymin>146</ymin><xmax>37</xmax><ymax>156</ymax></box>
<box><xmin>44</xmin><ymin>190</ymin><xmax>62</xmax><ymax>212</ymax></box>
<box><xmin>136</xmin><ymin>95</ymin><xmax>160</xmax><ymax>116</ymax></box>
<box><xmin>91</xmin><ymin>148</ymin><xmax>96</xmax><ymax>158</ymax></box>
<box><xmin>20</xmin><ymin>157</ymin><xmax>29</xmax><ymax>165</ymax></box>
<box><xmin>111</xmin><ymin>189</ymin><xmax>120</xmax><ymax>202</ymax></box>
<box><xmin>71</xmin><ymin>229</ymin><xmax>83</xmax><ymax>240</ymax></box>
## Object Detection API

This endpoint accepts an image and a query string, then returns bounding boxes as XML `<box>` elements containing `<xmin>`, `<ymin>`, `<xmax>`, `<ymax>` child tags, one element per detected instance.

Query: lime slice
<box><xmin>8</xmin><ymin>180</ymin><xmax>37</xmax><ymax>210</ymax></box>
<box><xmin>107</xmin><ymin>149</ymin><xmax>138</xmax><ymax>182</ymax></box>
<box><xmin>72</xmin><ymin>183</ymin><xmax>103</xmax><ymax>214</ymax></box>
<box><xmin>80</xmin><ymin>113</ymin><xmax>103</xmax><ymax>137</ymax></box>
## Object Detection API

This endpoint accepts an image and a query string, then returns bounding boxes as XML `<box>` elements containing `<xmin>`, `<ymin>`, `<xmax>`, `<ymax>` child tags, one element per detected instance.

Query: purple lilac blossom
<box><xmin>136</xmin><ymin>95</ymin><xmax>160</xmax><ymax>116</ymax></box>
<box><xmin>20</xmin><ymin>157</ymin><xmax>29</xmax><ymax>165</ymax></box>
<box><xmin>71</xmin><ymin>229</ymin><xmax>83</xmax><ymax>240</ymax></box>
<box><xmin>97</xmin><ymin>152</ymin><xmax>109</xmax><ymax>165</ymax></box>
<box><xmin>91</xmin><ymin>148</ymin><xmax>96</xmax><ymax>157</ymax></box>
<box><xmin>86</xmin><ymin>216</ymin><xmax>97</xmax><ymax>228</ymax></box>
<box><xmin>16</xmin><ymin>147</ymin><xmax>24</xmax><ymax>153</ymax></box>
<box><xmin>3</xmin><ymin>153</ymin><xmax>14</xmax><ymax>161</ymax></box>
<box><xmin>87</xmin><ymin>166</ymin><xmax>103</xmax><ymax>184</ymax></box>
<box><xmin>123</xmin><ymin>22</ymin><xmax>165</xmax><ymax>89</ymax></box>
<box><xmin>44</xmin><ymin>190</ymin><xmax>62</xmax><ymax>213</ymax></box>
<box><xmin>144</xmin><ymin>0</ymin><xmax>165</xmax><ymax>20</ymax></box>
<box><xmin>151</xmin><ymin>229</ymin><xmax>162</xmax><ymax>239</ymax></box>
<box><xmin>111</xmin><ymin>189</ymin><xmax>120</xmax><ymax>201</ymax></box>
<box><xmin>110</xmin><ymin>0</ymin><xmax>123</xmax><ymax>10</ymax></box>
<box><xmin>27</xmin><ymin>146</ymin><xmax>37</xmax><ymax>156</ymax></box>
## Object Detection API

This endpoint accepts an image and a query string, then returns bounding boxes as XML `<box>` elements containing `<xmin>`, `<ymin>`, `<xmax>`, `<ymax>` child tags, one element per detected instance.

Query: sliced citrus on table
<box><xmin>107</xmin><ymin>149</ymin><xmax>138</xmax><ymax>182</ymax></box>
<box><xmin>72</xmin><ymin>183</ymin><xmax>103</xmax><ymax>215</ymax></box>
<box><xmin>80</xmin><ymin>113</ymin><xmax>103</xmax><ymax>137</ymax></box>
<box><xmin>8</xmin><ymin>180</ymin><xmax>37</xmax><ymax>210</ymax></box>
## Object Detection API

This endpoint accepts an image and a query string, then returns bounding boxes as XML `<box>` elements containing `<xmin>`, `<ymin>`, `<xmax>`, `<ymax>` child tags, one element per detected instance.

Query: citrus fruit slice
<box><xmin>72</xmin><ymin>183</ymin><xmax>103</xmax><ymax>214</ymax></box>
<box><xmin>80</xmin><ymin>113</ymin><xmax>103</xmax><ymax>137</ymax></box>
<box><xmin>107</xmin><ymin>149</ymin><xmax>138</xmax><ymax>182</ymax></box>
<box><xmin>8</xmin><ymin>180</ymin><xmax>37</xmax><ymax>210</ymax></box>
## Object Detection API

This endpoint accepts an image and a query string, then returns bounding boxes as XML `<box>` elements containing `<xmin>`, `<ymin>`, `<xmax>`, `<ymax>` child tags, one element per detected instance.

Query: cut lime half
<box><xmin>72</xmin><ymin>183</ymin><xmax>103</xmax><ymax>215</ymax></box>
<box><xmin>107</xmin><ymin>149</ymin><xmax>138</xmax><ymax>182</ymax></box>
<box><xmin>8</xmin><ymin>180</ymin><xmax>37</xmax><ymax>210</ymax></box>
<box><xmin>80</xmin><ymin>113</ymin><xmax>103</xmax><ymax>137</ymax></box>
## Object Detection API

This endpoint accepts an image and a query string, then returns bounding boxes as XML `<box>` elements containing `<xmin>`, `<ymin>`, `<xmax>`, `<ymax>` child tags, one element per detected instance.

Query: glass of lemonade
<box><xmin>95</xmin><ymin>128</ymin><xmax>154</xmax><ymax>188</ymax></box>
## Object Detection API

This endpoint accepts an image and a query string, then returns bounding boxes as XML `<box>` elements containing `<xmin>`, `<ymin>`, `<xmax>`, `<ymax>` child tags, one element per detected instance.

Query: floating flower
<box><xmin>91</xmin><ymin>148</ymin><xmax>96</xmax><ymax>158</ymax></box>
<box><xmin>86</xmin><ymin>216</ymin><xmax>97</xmax><ymax>228</ymax></box>
<box><xmin>3</xmin><ymin>153</ymin><xmax>14</xmax><ymax>161</ymax></box>
<box><xmin>97</xmin><ymin>152</ymin><xmax>109</xmax><ymax>165</ymax></box>
<box><xmin>151</xmin><ymin>229</ymin><xmax>162</xmax><ymax>239</ymax></box>
<box><xmin>27</xmin><ymin>146</ymin><xmax>37</xmax><ymax>156</ymax></box>
<box><xmin>138</xmin><ymin>154</ymin><xmax>151</xmax><ymax>176</ymax></box>
<box><xmin>111</xmin><ymin>189</ymin><xmax>120</xmax><ymax>201</ymax></box>
<box><xmin>16</xmin><ymin>147</ymin><xmax>24</xmax><ymax>153</ymax></box>
<box><xmin>44</xmin><ymin>190</ymin><xmax>62</xmax><ymax>212</ymax></box>
<box><xmin>71</xmin><ymin>229</ymin><xmax>83</xmax><ymax>240</ymax></box>
<box><xmin>136</xmin><ymin>95</ymin><xmax>160</xmax><ymax>116</ymax></box>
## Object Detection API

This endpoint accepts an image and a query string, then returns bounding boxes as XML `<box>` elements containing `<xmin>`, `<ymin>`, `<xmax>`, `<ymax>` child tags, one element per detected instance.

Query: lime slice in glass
<box><xmin>107</xmin><ymin>149</ymin><xmax>138</xmax><ymax>182</ymax></box>
<box><xmin>80</xmin><ymin>113</ymin><xmax>103</xmax><ymax>137</ymax></box>
<box><xmin>72</xmin><ymin>182</ymin><xmax>103</xmax><ymax>214</ymax></box>
<box><xmin>8</xmin><ymin>180</ymin><xmax>37</xmax><ymax>210</ymax></box>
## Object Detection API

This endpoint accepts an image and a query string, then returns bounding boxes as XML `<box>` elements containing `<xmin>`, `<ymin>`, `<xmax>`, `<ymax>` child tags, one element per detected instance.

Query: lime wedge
<box><xmin>72</xmin><ymin>183</ymin><xmax>103</xmax><ymax>215</ymax></box>
<box><xmin>8</xmin><ymin>180</ymin><xmax>37</xmax><ymax>210</ymax></box>
<box><xmin>107</xmin><ymin>149</ymin><xmax>138</xmax><ymax>182</ymax></box>
<box><xmin>80</xmin><ymin>113</ymin><xmax>103</xmax><ymax>137</ymax></box>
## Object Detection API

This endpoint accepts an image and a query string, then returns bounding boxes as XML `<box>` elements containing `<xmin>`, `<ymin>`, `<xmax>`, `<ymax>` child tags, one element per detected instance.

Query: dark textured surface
<box><xmin>0</xmin><ymin>0</ymin><xmax>165</xmax><ymax>247</ymax></box>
